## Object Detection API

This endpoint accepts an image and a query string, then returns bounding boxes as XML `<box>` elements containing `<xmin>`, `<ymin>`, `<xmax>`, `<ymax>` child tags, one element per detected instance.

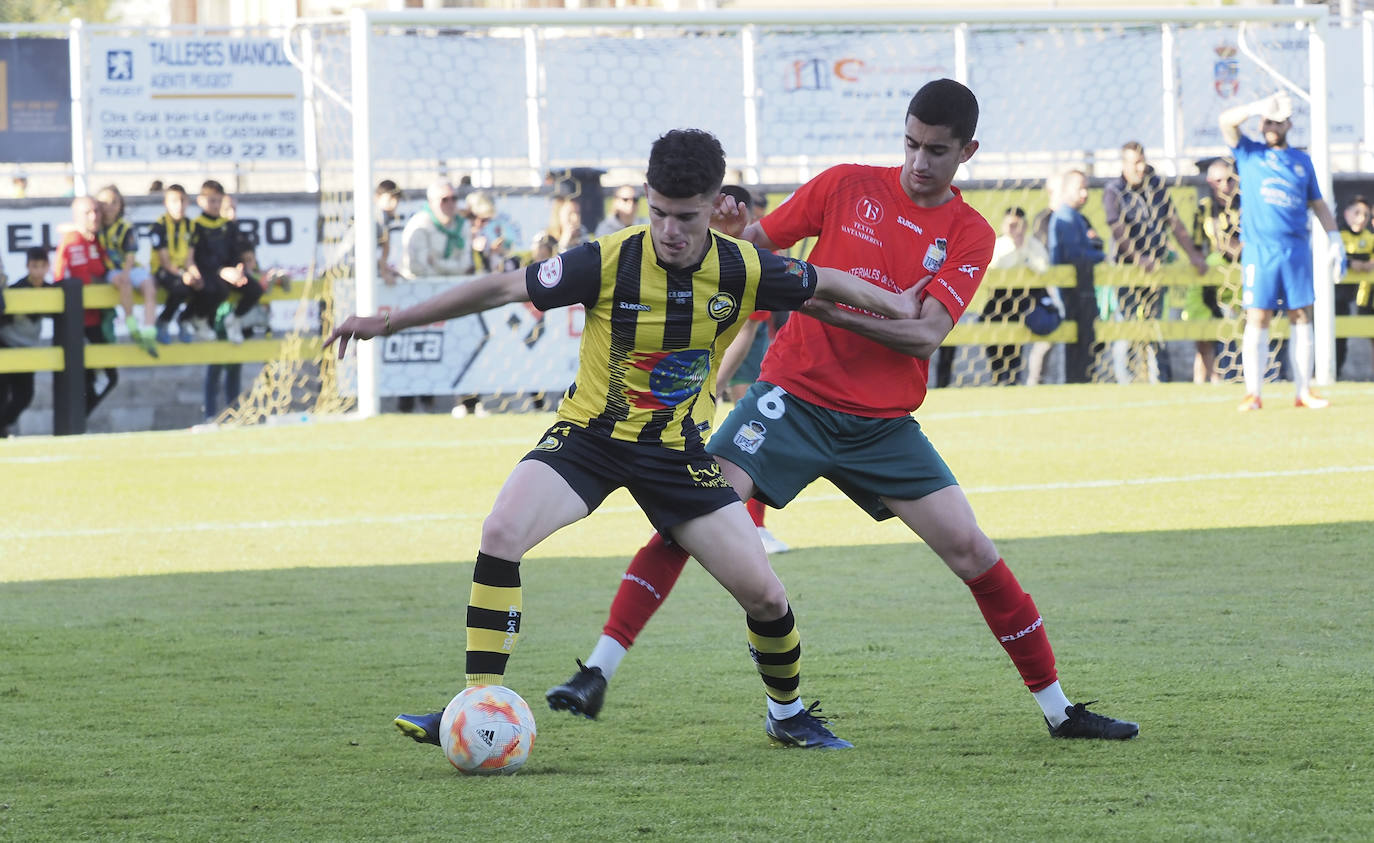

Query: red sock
<box><xmin>965</xmin><ymin>559</ymin><xmax>1058</xmax><ymax>691</ymax></box>
<box><xmin>746</xmin><ymin>497</ymin><xmax>766</xmax><ymax>527</ymax></box>
<box><xmin>602</xmin><ymin>532</ymin><xmax>690</xmax><ymax>649</ymax></box>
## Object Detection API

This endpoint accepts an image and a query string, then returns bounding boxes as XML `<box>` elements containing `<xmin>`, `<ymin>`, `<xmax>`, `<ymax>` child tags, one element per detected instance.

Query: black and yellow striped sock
<box><xmin>465</xmin><ymin>552</ymin><xmax>522</xmax><ymax>688</ymax></box>
<box><xmin>746</xmin><ymin>605</ymin><xmax>801</xmax><ymax>713</ymax></box>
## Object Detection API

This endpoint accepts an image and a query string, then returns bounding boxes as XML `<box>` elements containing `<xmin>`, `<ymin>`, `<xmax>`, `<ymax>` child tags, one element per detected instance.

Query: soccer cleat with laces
<box><xmin>1294</xmin><ymin>390</ymin><xmax>1329</xmax><ymax>409</ymax></box>
<box><xmin>394</xmin><ymin>710</ymin><xmax>443</xmax><ymax>746</ymax></box>
<box><xmin>1237</xmin><ymin>394</ymin><xmax>1262</xmax><ymax>412</ymax></box>
<box><xmin>765</xmin><ymin>701</ymin><xmax>853</xmax><ymax>749</ymax></box>
<box><xmin>545</xmin><ymin>659</ymin><xmax>607</xmax><ymax>719</ymax></box>
<box><xmin>1047</xmin><ymin>701</ymin><xmax>1138</xmax><ymax>740</ymax></box>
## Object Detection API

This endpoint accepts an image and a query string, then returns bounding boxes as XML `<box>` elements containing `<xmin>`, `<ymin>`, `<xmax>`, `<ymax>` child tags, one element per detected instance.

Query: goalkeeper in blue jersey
<box><xmin>1220</xmin><ymin>91</ymin><xmax>1344</xmax><ymax>411</ymax></box>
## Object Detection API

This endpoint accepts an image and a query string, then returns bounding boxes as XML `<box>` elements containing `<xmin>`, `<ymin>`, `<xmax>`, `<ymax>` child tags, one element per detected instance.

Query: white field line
<box><xmin>5</xmin><ymin>463</ymin><xmax>1371</xmax><ymax>542</ymax></box>
<box><xmin>7</xmin><ymin>388</ymin><xmax>1374</xmax><ymax>466</ymax></box>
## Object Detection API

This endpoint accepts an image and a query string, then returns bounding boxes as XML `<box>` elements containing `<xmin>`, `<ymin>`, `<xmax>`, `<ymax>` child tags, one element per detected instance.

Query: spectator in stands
<box><xmin>983</xmin><ymin>206</ymin><xmax>1050</xmax><ymax>385</ymax></box>
<box><xmin>190</xmin><ymin>186</ymin><xmax>263</xmax><ymax>345</ymax></box>
<box><xmin>149</xmin><ymin>184</ymin><xmax>199</xmax><ymax>343</ymax></box>
<box><xmin>148</xmin><ymin>179</ymin><xmax>164</xmax><ymax>194</ymax></box>
<box><xmin>94</xmin><ymin>185</ymin><xmax>160</xmax><ymax>357</ymax></box>
<box><xmin>0</xmin><ymin>247</ymin><xmax>53</xmax><ymax>437</ymax></box>
<box><xmin>1188</xmin><ymin>159</ymin><xmax>1243</xmax><ymax>383</ymax></box>
<box><xmin>399</xmin><ymin>179</ymin><xmax>474</xmax><ymax>413</ymax></box>
<box><xmin>184</xmin><ymin>181</ymin><xmax>249</xmax><ymax>342</ymax></box>
<box><xmin>11</xmin><ymin>173</ymin><xmax>27</xmax><ymax>199</ymax></box>
<box><xmin>402</xmin><ymin>180</ymin><xmax>473</xmax><ymax>281</ymax></box>
<box><xmin>1103</xmin><ymin>141</ymin><xmax>1207</xmax><ymax>383</ymax></box>
<box><xmin>548</xmin><ymin>195</ymin><xmax>588</xmax><ymax>252</ymax></box>
<box><xmin>1337</xmin><ymin>196</ymin><xmax>1374</xmax><ymax>379</ymax></box>
<box><xmin>595</xmin><ymin>185</ymin><xmax>645</xmax><ymax>237</ymax></box>
<box><xmin>54</xmin><ymin>196</ymin><xmax>119</xmax><ymax>416</ymax></box>
<box><xmin>467</xmin><ymin>190</ymin><xmax>523</xmax><ymax>273</ymax></box>
<box><xmin>1045</xmin><ymin>168</ymin><xmax>1106</xmax><ymax>386</ymax></box>
<box><xmin>375</xmin><ymin>179</ymin><xmax>403</xmax><ymax>286</ymax></box>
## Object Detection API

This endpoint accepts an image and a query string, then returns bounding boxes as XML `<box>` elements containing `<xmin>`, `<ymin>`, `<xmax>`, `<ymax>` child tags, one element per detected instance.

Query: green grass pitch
<box><xmin>4</xmin><ymin>383</ymin><xmax>1373</xmax><ymax>841</ymax></box>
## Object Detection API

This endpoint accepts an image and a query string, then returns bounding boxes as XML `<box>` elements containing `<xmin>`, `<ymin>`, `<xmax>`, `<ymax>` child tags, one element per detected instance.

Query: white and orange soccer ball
<box><xmin>439</xmin><ymin>685</ymin><xmax>537</xmax><ymax>775</ymax></box>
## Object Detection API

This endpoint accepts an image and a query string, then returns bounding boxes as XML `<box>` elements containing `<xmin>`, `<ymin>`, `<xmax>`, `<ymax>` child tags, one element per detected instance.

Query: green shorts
<box><xmin>705</xmin><ymin>381</ymin><xmax>957</xmax><ymax>521</ymax></box>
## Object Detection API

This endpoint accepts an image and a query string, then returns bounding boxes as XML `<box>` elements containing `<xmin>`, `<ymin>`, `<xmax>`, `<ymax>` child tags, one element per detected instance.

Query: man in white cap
<box><xmin>1219</xmin><ymin>91</ymin><xmax>1344</xmax><ymax>411</ymax></box>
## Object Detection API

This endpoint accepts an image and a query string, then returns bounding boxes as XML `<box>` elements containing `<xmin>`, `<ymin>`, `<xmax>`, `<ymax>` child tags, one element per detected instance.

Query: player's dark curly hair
<box><xmin>908</xmin><ymin>79</ymin><xmax>979</xmax><ymax>145</ymax></box>
<box><xmin>646</xmin><ymin>129</ymin><xmax>726</xmax><ymax>199</ymax></box>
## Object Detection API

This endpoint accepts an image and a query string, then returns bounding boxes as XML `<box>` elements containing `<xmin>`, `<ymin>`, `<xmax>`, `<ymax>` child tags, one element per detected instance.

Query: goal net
<box><xmin>258</xmin><ymin>6</ymin><xmax>1333</xmax><ymax>424</ymax></box>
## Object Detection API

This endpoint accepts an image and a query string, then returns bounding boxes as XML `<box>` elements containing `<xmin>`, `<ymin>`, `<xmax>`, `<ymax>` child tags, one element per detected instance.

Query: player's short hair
<box><xmin>200</xmin><ymin>180</ymin><xmax>225</xmax><ymax>196</ymax></box>
<box><xmin>719</xmin><ymin>184</ymin><xmax>753</xmax><ymax>210</ymax></box>
<box><xmin>26</xmin><ymin>246</ymin><xmax>49</xmax><ymax>264</ymax></box>
<box><xmin>1121</xmin><ymin>140</ymin><xmax>1145</xmax><ymax>156</ymax></box>
<box><xmin>164</xmin><ymin>183</ymin><xmax>186</xmax><ymax>198</ymax></box>
<box><xmin>646</xmin><ymin>129</ymin><xmax>726</xmax><ymax>199</ymax></box>
<box><xmin>375</xmin><ymin>179</ymin><xmax>402</xmax><ymax>199</ymax></box>
<box><xmin>1003</xmin><ymin>206</ymin><xmax>1027</xmax><ymax>219</ymax></box>
<box><xmin>907</xmin><ymin>79</ymin><xmax>979</xmax><ymax>144</ymax></box>
<box><xmin>1346</xmin><ymin>194</ymin><xmax>1370</xmax><ymax>210</ymax></box>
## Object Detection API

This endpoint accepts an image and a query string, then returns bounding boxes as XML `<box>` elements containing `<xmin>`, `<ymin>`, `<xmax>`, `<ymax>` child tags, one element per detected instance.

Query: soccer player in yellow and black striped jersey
<box><xmin>325</xmin><ymin>129</ymin><xmax>923</xmax><ymax>756</ymax></box>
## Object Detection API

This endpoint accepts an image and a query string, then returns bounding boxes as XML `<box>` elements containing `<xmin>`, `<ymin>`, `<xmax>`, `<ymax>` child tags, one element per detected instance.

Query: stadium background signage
<box><xmin>0</xmin><ymin>38</ymin><xmax>73</xmax><ymax>163</ymax></box>
<box><xmin>86</xmin><ymin>35</ymin><xmax>303</xmax><ymax>164</ymax></box>
<box><xmin>2</xmin><ymin>194</ymin><xmax>316</xmax><ymax>285</ymax></box>
<box><xmin>364</xmin><ymin>280</ymin><xmax>582</xmax><ymax>398</ymax></box>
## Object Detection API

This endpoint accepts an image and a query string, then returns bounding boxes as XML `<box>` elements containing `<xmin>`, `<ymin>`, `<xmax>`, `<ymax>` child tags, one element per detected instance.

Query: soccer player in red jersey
<box><xmin>548</xmin><ymin>79</ymin><xmax>1138</xmax><ymax>742</ymax></box>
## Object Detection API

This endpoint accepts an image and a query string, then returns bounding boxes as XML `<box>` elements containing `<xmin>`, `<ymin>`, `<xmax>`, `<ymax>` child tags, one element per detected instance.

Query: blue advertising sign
<box><xmin>0</xmin><ymin>38</ymin><xmax>73</xmax><ymax>163</ymax></box>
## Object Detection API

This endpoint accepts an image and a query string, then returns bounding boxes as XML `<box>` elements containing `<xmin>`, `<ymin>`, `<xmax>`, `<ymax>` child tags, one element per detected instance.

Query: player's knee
<box><xmin>939</xmin><ymin>528</ymin><xmax>999</xmax><ymax>580</ymax></box>
<box><xmin>479</xmin><ymin>510</ymin><xmax>531</xmax><ymax>560</ymax></box>
<box><xmin>734</xmin><ymin>578</ymin><xmax>788</xmax><ymax>619</ymax></box>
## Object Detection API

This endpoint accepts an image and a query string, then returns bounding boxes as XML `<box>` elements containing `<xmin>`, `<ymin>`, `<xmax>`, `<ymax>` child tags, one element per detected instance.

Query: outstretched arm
<box><xmin>812</xmin><ymin>266</ymin><xmax>920</xmax><ymax>320</ymax></box>
<box><xmin>323</xmin><ymin>267</ymin><xmax>528</xmax><ymax>358</ymax></box>
<box><xmin>799</xmin><ymin>285</ymin><xmax>952</xmax><ymax>360</ymax></box>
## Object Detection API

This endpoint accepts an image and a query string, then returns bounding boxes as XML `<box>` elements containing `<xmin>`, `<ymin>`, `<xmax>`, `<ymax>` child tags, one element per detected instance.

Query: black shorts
<box><xmin>520</xmin><ymin>422</ymin><xmax>741</xmax><ymax>534</ymax></box>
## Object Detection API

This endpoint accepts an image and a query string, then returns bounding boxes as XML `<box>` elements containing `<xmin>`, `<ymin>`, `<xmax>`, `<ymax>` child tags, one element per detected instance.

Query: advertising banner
<box><xmin>369</xmin><ymin>279</ymin><xmax>581</xmax><ymax>398</ymax></box>
<box><xmin>86</xmin><ymin>35</ymin><xmax>303</xmax><ymax>165</ymax></box>
<box><xmin>0</xmin><ymin>38</ymin><xmax>73</xmax><ymax>164</ymax></box>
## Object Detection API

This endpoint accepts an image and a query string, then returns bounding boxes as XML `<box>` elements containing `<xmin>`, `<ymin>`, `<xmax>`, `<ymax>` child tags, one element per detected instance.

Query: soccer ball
<box><xmin>439</xmin><ymin>685</ymin><xmax>537</xmax><ymax>775</ymax></box>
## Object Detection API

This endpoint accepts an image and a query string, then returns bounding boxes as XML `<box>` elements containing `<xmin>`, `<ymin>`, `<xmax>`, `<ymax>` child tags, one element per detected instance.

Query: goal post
<box><xmin>283</xmin><ymin>3</ymin><xmax>1335</xmax><ymax>417</ymax></box>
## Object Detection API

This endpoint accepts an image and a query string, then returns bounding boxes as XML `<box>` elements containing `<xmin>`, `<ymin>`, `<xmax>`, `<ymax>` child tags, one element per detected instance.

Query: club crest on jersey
<box><xmin>923</xmin><ymin>238</ymin><xmax>947</xmax><ymax>273</ymax></box>
<box><xmin>537</xmin><ymin>255</ymin><xmax>563</xmax><ymax>288</ymax></box>
<box><xmin>733</xmin><ymin>420</ymin><xmax>767</xmax><ymax>454</ymax></box>
<box><xmin>706</xmin><ymin>292</ymin><xmax>738</xmax><ymax>322</ymax></box>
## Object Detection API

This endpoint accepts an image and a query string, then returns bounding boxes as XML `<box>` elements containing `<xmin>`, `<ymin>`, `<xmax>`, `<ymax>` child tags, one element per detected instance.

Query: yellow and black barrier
<box><xmin>0</xmin><ymin>280</ymin><xmax>326</xmax><ymax>434</ymax></box>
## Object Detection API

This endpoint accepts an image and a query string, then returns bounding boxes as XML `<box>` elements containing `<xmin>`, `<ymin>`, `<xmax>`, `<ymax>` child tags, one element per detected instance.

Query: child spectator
<box><xmin>0</xmin><ymin>247</ymin><xmax>53</xmax><ymax>436</ymax></box>
<box><xmin>54</xmin><ymin>196</ymin><xmax>119</xmax><ymax>416</ymax></box>
<box><xmin>1338</xmin><ymin>196</ymin><xmax>1374</xmax><ymax>378</ymax></box>
<box><xmin>148</xmin><ymin>183</ymin><xmax>199</xmax><ymax>343</ymax></box>
<box><xmin>94</xmin><ymin>185</ymin><xmax>160</xmax><ymax>356</ymax></box>
<box><xmin>186</xmin><ymin>181</ymin><xmax>262</xmax><ymax>344</ymax></box>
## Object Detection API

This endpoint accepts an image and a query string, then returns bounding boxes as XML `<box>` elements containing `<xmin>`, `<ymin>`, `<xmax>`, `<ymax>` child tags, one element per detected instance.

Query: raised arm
<box><xmin>324</xmin><ymin>266</ymin><xmax>528</xmax><ymax>358</ymax></box>
<box><xmin>1219</xmin><ymin>92</ymin><xmax>1288</xmax><ymax>148</ymax></box>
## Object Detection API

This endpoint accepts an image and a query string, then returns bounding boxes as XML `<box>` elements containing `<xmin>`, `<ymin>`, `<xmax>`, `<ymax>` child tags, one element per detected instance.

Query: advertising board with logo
<box><xmin>87</xmin><ymin>35</ymin><xmax>303</xmax><ymax>164</ymax></box>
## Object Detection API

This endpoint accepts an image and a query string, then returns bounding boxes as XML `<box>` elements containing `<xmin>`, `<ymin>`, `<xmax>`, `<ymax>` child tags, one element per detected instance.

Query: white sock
<box><xmin>1032</xmin><ymin>681</ymin><xmax>1074</xmax><ymax>727</ymax></box>
<box><xmin>1292</xmin><ymin>321</ymin><xmax>1314</xmax><ymax>396</ymax></box>
<box><xmin>767</xmin><ymin>697</ymin><xmax>804</xmax><ymax>720</ymax></box>
<box><xmin>1242</xmin><ymin>322</ymin><xmax>1268</xmax><ymax>396</ymax></box>
<box><xmin>584</xmin><ymin>635</ymin><xmax>627</xmax><ymax>680</ymax></box>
